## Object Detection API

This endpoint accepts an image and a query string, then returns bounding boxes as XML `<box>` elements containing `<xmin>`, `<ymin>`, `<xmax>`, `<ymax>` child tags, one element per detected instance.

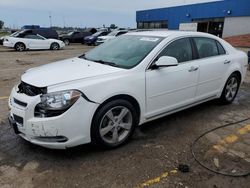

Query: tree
<box><xmin>0</xmin><ymin>20</ymin><xmax>4</xmax><ymax>29</ymax></box>
<box><xmin>110</xmin><ymin>24</ymin><xmax>117</xmax><ymax>29</ymax></box>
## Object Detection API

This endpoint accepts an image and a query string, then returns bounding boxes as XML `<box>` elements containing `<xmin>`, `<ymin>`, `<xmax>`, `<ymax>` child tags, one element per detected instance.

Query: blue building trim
<box><xmin>136</xmin><ymin>0</ymin><xmax>250</xmax><ymax>29</ymax></box>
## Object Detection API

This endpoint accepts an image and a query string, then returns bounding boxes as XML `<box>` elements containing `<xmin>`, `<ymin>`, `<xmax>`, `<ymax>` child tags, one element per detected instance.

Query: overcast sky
<box><xmin>0</xmin><ymin>0</ymin><xmax>221</xmax><ymax>28</ymax></box>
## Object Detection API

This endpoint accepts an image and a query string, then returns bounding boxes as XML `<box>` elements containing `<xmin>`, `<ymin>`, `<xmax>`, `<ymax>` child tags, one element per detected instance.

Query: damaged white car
<box><xmin>8</xmin><ymin>31</ymin><xmax>248</xmax><ymax>149</ymax></box>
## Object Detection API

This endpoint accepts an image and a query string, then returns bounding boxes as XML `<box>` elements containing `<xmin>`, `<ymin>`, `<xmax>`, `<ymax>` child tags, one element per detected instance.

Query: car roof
<box><xmin>127</xmin><ymin>30</ymin><xmax>217</xmax><ymax>39</ymax></box>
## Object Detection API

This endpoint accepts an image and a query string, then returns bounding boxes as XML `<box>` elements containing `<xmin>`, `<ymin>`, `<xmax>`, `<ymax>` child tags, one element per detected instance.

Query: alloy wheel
<box><xmin>52</xmin><ymin>43</ymin><xmax>59</xmax><ymax>50</ymax></box>
<box><xmin>16</xmin><ymin>44</ymin><xmax>24</xmax><ymax>51</ymax></box>
<box><xmin>99</xmin><ymin>106</ymin><xmax>133</xmax><ymax>145</ymax></box>
<box><xmin>225</xmin><ymin>77</ymin><xmax>238</xmax><ymax>101</ymax></box>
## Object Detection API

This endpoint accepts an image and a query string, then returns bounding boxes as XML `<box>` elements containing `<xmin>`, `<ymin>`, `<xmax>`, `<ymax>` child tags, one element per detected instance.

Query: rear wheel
<box><xmin>50</xmin><ymin>42</ymin><xmax>60</xmax><ymax>50</ymax></box>
<box><xmin>91</xmin><ymin>99</ymin><xmax>138</xmax><ymax>148</ymax></box>
<box><xmin>220</xmin><ymin>73</ymin><xmax>240</xmax><ymax>104</ymax></box>
<box><xmin>15</xmin><ymin>42</ymin><xmax>26</xmax><ymax>51</ymax></box>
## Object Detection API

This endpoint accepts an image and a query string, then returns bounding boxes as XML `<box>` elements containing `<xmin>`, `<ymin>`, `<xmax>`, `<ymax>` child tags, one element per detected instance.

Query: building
<box><xmin>136</xmin><ymin>0</ymin><xmax>250</xmax><ymax>38</ymax></box>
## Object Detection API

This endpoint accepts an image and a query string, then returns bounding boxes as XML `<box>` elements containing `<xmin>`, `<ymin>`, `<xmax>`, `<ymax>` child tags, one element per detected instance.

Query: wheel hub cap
<box><xmin>225</xmin><ymin>77</ymin><xmax>238</xmax><ymax>101</ymax></box>
<box><xmin>99</xmin><ymin>106</ymin><xmax>133</xmax><ymax>144</ymax></box>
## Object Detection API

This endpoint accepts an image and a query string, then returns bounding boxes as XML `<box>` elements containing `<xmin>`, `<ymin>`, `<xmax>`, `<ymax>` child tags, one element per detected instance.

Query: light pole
<box><xmin>49</xmin><ymin>11</ymin><xmax>52</xmax><ymax>27</ymax></box>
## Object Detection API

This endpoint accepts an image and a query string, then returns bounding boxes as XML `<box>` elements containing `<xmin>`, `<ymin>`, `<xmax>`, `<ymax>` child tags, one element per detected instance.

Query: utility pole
<box><xmin>49</xmin><ymin>11</ymin><xmax>52</xmax><ymax>27</ymax></box>
<box><xmin>63</xmin><ymin>16</ymin><xmax>66</xmax><ymax>28</ymax></box>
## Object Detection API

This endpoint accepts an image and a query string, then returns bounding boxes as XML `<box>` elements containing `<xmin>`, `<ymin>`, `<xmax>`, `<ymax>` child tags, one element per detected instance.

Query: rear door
<box><xmin>192</xmin><ymin>37</ymin><xmax>228</xmax><ymax>100</ymax></box>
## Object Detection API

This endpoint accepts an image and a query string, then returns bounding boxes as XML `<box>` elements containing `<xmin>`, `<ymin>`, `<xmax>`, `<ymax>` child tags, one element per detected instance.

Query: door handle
<box><xmin>189</xmin><ymin>66</ymin><xmax>199</xmax><ymax>72</ymax></box>
<box><xmin>224</xmin><ymin>60</ymin><xmax>231</xmax><ymax>64</ymax></box>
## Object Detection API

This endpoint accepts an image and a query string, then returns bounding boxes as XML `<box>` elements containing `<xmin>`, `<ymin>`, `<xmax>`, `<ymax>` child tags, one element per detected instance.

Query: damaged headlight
<box><xmin>35</xmin><ymin>90</ymin><xmax>82</xmax><ymax>117</ymax></box>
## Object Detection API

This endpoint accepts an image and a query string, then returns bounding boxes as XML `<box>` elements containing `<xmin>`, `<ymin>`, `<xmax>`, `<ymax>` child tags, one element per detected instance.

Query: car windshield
<box><xmin>67</xmin><ymin>32</ymin><xmax>74</xmax><ymax>36</ymax></box>
<box><xmin>10</xmin><ymin>31</ymin><xmax>21</xmax><ymax>37</ymax></box>
<box><xmin>83</xmin><ymin>35</ymin><xmax>163</xmax><ymax>69</ymax></box>
<box><xmin>107</xmin><ymin>30</ymin><xmax>121</xmax><ymax>36</ymax></box>
<box><xmin>92</xmin><ymin>31</ymin><xmax>103</xmax><ymax>37</ymax></box>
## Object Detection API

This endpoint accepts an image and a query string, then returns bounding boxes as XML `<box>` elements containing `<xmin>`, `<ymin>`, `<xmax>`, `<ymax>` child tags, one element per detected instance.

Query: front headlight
<box><xmin>35</xmin><ymin>90</ymin><xmax>82</xmax><ymax>117</ymax></box>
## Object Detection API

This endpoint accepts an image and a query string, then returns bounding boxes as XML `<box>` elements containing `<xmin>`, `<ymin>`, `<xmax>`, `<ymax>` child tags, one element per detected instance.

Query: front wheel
<box><xmin>15</xmin><ymin>42</ymin><xmax>26</xmax><ymax>51</ymax></box>
<box><xmin>219</xmin><ymin>73</ymin><xmax>240</xmax><ymax>104</ymax></box>
<box><xmin>50</xmin><ymin>42</ymin><xmax>60</xmax><ymax>50</ymax></box>
<box><xmin>91</xmin><ymin>99</ymin><xmax>138</xmax><ymax>148</ymax></box>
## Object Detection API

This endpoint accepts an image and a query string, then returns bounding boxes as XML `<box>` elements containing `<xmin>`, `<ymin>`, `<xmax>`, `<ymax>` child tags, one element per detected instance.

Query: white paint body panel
<box><xmin>8</xmin><ymin>31</ymin><xmax>248</xmax><ymax>149</ymax></box>
<box><xmin>3</xmin><ymin>36</ymin><xmax>65</xmax><ymax>50</ymax></box>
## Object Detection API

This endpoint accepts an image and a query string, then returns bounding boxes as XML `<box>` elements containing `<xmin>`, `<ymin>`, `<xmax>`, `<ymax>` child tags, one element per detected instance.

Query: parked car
<box><xmin>0</xmin><ymin>31</ymin><xmax>21</xmax><ymax>45</ymax></box>
<box><xmin>0</xmin><ymin>36</ymin><xmax>5</xmax><ymax>45</ymax></box>
<box><xmin>83</xmin><ymin>31</ymin><xmax>110</xmax><ymax>45</ymax></box>
<box><xmin>96</xmin><ymin>30</ymin><xmax>128</xmax><ymax>45</ymax></box>
<box><xmin>3</xmin><ymin>33</ymin><xmax>65</xmax><ymax>51</ymax></box>
<box><xmin>8</xmin><ymin>31</ymin><xmax>248</xmax><ymax>149</ymax></box>
<box><xmin>59</xmin><ymin>29</ymin><xmax>97</xmax><ymax>45</ymax></box>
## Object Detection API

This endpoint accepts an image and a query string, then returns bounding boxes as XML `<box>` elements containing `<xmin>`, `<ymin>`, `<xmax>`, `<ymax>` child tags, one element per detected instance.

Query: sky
<box><xmin>0</xmin><ymin>0</ymin><xmax>221</xmax><ymax>28</ymax></box>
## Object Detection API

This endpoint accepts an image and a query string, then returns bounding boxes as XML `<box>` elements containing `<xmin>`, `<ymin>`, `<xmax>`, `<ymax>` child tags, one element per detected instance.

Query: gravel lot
<box><xmin>0</xmin><ymin>44</ymin><xmax>249</xmax><ymax>188</ymax></box>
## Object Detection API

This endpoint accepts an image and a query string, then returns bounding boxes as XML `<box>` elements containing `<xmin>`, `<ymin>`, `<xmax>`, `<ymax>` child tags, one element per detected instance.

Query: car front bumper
<box><xmin>8</xmin><ymin>86</ymin><xmax>99</xmax><ymax>149</ymax></box>
<box><xmin>3</xmin><ymin>41</ymin><xmax>14</xmax><ymax>48</ymax></box>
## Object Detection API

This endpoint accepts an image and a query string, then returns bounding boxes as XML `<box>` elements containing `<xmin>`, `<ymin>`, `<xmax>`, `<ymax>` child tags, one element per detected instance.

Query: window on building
<box><xmin>137</xmin><ymin>21</ymin><xmax>168</xmax><ymax>29</ymax></box>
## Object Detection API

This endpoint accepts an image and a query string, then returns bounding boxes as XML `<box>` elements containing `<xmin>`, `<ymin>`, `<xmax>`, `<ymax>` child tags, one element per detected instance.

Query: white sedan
<box><xmin>96</xmin><ymin>30</ymin><xmax>128</xmax><ymax>45</ymax></box>
<box><xmin>8</xmin><ymin>31</ymin><xmax>248</xmax><ymax>149</ymax></box>
<box><xmin>3</xmin><ymin>34</ymin><xmax>65</xmax><ymax>51</ymax></box>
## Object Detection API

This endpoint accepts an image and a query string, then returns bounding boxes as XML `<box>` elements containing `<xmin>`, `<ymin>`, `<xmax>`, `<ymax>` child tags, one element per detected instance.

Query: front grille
<box><xmin>18</xmin><ymin>82</ymin><xmax>47</xmax><ymax>96</ymax></box>
<box><xmin>13</xmin><ymin>114</ymin><xmax>23</xmax><ymax>125</ymax></box>
<box><xmin>14</xmin><ymin>98</ymin><xmax>27</xmax><ymax>107</ymax></box>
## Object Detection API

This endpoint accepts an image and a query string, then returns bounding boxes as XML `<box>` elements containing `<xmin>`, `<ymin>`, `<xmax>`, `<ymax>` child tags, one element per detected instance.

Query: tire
<box><xmin>63</xmin><ymin>39</ymin><xmax>69</xmax><ymax>45</ymax></box>
<box><xmin>219</xmin><ymin>73</ymin><xmax>240</xmax><ymax>104</ymax></box>
<box><xmin>50</xmin><ymin>42</ymin><xmax>60</xmax><ymax>50</ymax></box>
<box><xmin>15</xmin><ymin>42</ymin><xmax>26</xmax><ymax>51</ymax></box>
<box><xmin>91</xmin><ymin>99</ymin><xmax>138</xmax><ymax>148</ymax></box>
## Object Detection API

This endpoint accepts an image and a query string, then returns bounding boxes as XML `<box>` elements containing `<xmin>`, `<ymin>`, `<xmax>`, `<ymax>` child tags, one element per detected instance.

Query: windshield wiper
<box><xmin>92</xmin><ymin>60</ymin><xmax>119</xmax><ymax>67</ymax></box>
<box><xmin>79</xmin><ymin>54</ymin><xmax>92</xmax><ymax>61</ymax></box>
<box><xmin>79</xmin><ymin>55</ymin><xmax>119</xmax><ymax>68</ymax></box>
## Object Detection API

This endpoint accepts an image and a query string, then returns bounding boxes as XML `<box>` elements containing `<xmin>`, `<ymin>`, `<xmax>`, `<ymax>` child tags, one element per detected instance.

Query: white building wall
<box><xmin>223</xmin><ymin>17</ymin><xmax>250</xmax><ymax>38</ymax></box>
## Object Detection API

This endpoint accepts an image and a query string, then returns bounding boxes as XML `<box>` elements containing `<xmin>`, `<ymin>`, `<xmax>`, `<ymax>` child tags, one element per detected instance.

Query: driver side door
<box><xmin>24</xmin><ymin>34</ymin><xmax>49</xmax><ymax>49</ymax></box>
<box><xmin>145</xmin><ymin>38</ymin><xmax>199</xmax><ymax>119</ymax></box>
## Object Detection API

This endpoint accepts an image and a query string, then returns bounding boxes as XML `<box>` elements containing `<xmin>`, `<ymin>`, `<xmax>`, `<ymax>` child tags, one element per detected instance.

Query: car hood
<box><xmin>21</xmin><ymin>57</ymin><xmax>124</xmax><ymax>87</ymax></box>
<box><xmin>48</xmin><ymin>38</ymin><xmax>63</xmax><ymax>43</ymax></box>
<box><xmin>98</xmin><ymin>36</ymin><xmax>114</xmax><ymax>40</ymax></box>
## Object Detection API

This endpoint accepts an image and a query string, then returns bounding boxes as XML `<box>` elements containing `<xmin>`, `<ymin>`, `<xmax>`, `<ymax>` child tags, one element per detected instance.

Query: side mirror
<box><xmin>152</xmin><ymin>56</ymin><xmax>178</xmax><ymax>69</ymax></box>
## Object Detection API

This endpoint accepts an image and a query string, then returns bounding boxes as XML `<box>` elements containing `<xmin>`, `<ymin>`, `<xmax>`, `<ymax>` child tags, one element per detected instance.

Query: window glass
<box><xmin>194</xmin><ymin>37</ymin><xmax>219</xmax><ymax>58</ymax></box>
<box><xmin>24</xmin><ymin>34</ymin><xmax>44</xmax><ymax>40</ymax></box>
<box><xmin>116</xmin><ymin>31</ymin><xmax>127</xmax><ymax>36</ymax></box>
<box><xmin>158</xmin><ymin>38</ymin><xmax>193</xmax><ymax>63</ymax></box>
<box><xmin>84</xmin><ymin>35</ymin><xmax>163</xmax><ymax>69</ymax></box>
<box><xmin>216</xmin><ymin>41</ymin><xmax>226</xmax><ymax>55</ymax></box>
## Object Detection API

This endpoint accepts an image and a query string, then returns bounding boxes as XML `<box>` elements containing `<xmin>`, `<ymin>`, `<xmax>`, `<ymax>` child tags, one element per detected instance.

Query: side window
<box><xmin>216</xmin><ymin>41</ymin><xmax>226</xmax><ymax>55</ymax></box>
<box><xmin>73</xmin><ymin>32</ymin><xmax>81</xmax><ymax>38</ymax></box>
<box><xmin>193</xmin><ymin>37</ymin><xmax>219</xmax><ymax>59</ymax></box>
<box><xmin>24</xmin><ymin>34</ymin><xmax>43</xmax><ymax>40</ymax></box>
<box><xmin>116</xmin><ymin>31</ymin><xmax>127</xmax><ymax>36</ymax></box>
<box><xmin>158</xmin><ymin>38</ymin><xmax>193</xmax><ymax>63</ymax></box>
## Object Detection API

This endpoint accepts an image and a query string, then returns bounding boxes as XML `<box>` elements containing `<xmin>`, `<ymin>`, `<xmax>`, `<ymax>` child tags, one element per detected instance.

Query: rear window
<box><xmin>193</xmin><ymin>37</ymin><xmax>219</xmax><ymax>59</ymax></box>
<box><xmin>216</xmin><ymin>41</ymin><xmax>226</xmax><ymax>55</ymax></box>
